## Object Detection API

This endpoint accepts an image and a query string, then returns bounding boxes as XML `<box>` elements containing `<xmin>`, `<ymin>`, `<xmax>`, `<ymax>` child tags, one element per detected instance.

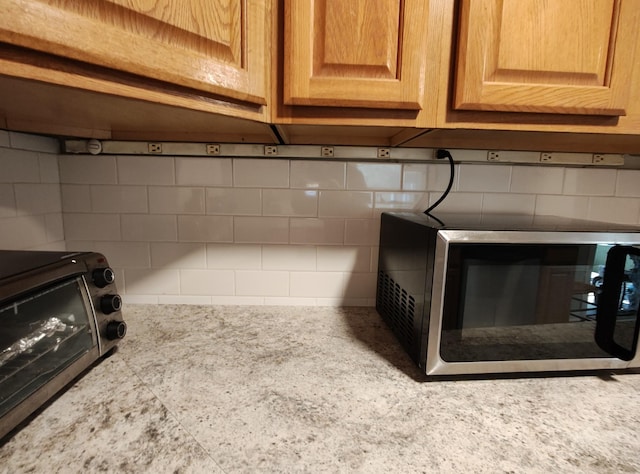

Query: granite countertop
<box><xmin>1</xmin><ymin>304</ymin><xmax>640</xmax><ymax>473</ymax></box>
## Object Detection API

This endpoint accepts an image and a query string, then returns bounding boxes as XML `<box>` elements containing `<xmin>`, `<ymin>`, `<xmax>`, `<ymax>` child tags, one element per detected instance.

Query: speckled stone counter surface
<box><xmin>1</xmin><ymin>305</ymin><xmax>640</xmax><ymax>473</ymax></box>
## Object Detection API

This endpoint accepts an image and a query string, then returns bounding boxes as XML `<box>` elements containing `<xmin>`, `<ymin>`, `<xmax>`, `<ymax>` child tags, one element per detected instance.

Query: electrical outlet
<box><xmin>540</xmin><ymin>153</ymin><xmax>553</xmax><ymax>162</ymax></box>
<box><xmin>592</xmin><ymin>154</ymin><xmax>624</xmax><ymax>166</ymax></box>
<box><xmin>206</xmin><ymin>144</ymin><xmax>221</xmax><ymax>155</ymax></box>
<box><xmin>265</xmin><ymin>145</ymin><xmax>278</xmax><ymax>156</ymax></box>
<box><xmin>321</xmin><ymin>146</ymin><xmax>334</xmax><ymax>157</ymax></box>
<box><xmin>148</xmin><ymin>143</ymin><xmax>162</xmax><ymax>154</ymax></box>
<box><xmin>487</xmin><ymin>151</ymin><xmax>500</xmax><ymax>161</ymax></box>
<box><xmin>377</xmin><ymin>148</ymin><xmax>390</xmax><ymax>158</ymax></box>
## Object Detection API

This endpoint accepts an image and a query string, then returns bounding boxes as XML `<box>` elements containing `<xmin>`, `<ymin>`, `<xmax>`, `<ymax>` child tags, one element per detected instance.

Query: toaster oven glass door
<box><xmin>439</xmin><ymin>243</ymin><xmax>640</xmax><ymax>363</ymax></box>
<box><xmin>0</xmin><ymin>277</ymin><xmax>97</xmax><ymax>420</ymax></box>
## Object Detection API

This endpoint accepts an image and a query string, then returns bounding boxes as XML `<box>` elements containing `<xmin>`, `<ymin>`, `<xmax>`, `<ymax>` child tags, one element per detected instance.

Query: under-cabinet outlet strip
<box><xmin>63</xmin><ymin>139</ymin><xmax>626</xmax><ymax>167</ymax></box>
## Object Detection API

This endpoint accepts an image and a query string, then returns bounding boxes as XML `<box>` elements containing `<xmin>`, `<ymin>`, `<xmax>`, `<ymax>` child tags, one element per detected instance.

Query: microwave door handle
<box><xmin>595</xmin><ymin>245</ymin><xmax>640</xmax><ymax>361</ymax></box>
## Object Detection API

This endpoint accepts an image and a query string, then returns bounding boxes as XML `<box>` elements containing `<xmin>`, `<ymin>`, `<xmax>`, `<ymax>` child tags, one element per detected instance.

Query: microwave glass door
<box><xmin>0</xmin><ymin>278</ymin><xmax>96</xmax><ymax>419</ymax></box>
<box><xmin>440</xmin><ymin>243</ymin><xmax>640</xmax><ymax>362</ymax></box>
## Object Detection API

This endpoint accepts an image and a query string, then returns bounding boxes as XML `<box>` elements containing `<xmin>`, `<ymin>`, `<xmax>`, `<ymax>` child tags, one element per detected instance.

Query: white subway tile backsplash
<box><xmin>64</xmin><ymin>213</ymin><xmax>121</xmax><ymax>241</ymax></box>
<box><xmin>458</xmin><ymin>164</ymin><xmax>511</xmax><ymax>192</ymax></box>
<box><xmin>344</xmin><ymin>218</ymin><xmax>379</xmax><ymax>245</ymax></box>
<box><xmin>0</xmin><ymin>215</ymin><xmax>51</xmax><ymax>249</ymax></box>
<box><xmin>262</xmin><ymin>245</ymin><xmax>316</xmax><ymax>271</ymax></box>
<box><xmin>235</xmin><ymin>270</ymin><xmax>289</xmax><ymax>296</ymax></box>
<box><xmin>264</xmin><ymin>297</ymin><xmax>318</xmax><ymax>306</ymax></box>
<box><xmin>234</xmin><ymin>216</ymin><xmax>289</xmax><ymax>243</ymax></box>
<box><xmin>563</xmin><ymin>168</ymin><xmax>616</xmax><ymax>196</ymax></box>
<box><xmin>347</xmin><ymin>163</ymin><xmax>401</xmax><ymax>190</ymax></box>
<box><xmin>44</xmin><ymin>214</ymin><xmax>64</xmax><ymax>244</ymax></box>
<box><xmin>178</xmin><ymin>215</ymin><xmax>233</xmax><ymax>242</ymax></box>
<box><xmin>318</xmin><ymin>191</ymin><xmax>373</xmax><ymax>218</ymax></box>
<box><xmin>117</xmin><ymin>155</ymin><xmax>174</xmax><ymax>185</ymax></box>
<box><xmin>61</xmin><ymin>185</ymin><xmax>92</xmax><ymax>212</ymax></box>
<box><xmin>428</xmin><ymin>192</ymin><xmax>483</xmax><ymax>214</ymax></box>
<box><xmin>0</xmin><ymin>148</ymin><xmax>40</xmax><ymax>183</ymax></box>
<box><xmin>374</xmin><ymin>191</ymin><xmax>427</xmax><ymax>213</ymax></box>
<box><xmin>289</xmin><ymin>272</ymin><xmax>344</xmax><ymax>298</ymax></box>
<box><xmin>317</xmin><ymin>246</ymin><xmax>371</xmax><ymax>272</ymax></box>
<box><xmin>87</xmin><ymin>241</ymin><xmax>151</xmax><ymax>268</ymax></box>
<box><xmin>7</xmin><ymin>132</ymin><xmax>640</xmax><ymax>306</ymax></box>
<box><xmin>175</xmin><ymin>157</ymin><xmax>232</xmax><ymax>186</ymax></box>
<box><xmin>58</xmin><ymin>155</ymin><xmax>117</xmax><ymax>184</ymax></box>
<box><xmin>0</xmin><ymin>184</ymin><xmax>16</xmax><ymax>217</ymax></box>
<box><xmin>92</xmin><ymin>185</ymin><xmax>148</xmax><ymax>213</ymax></box>
<box><xmin>343</xmin><ymin>272</ymin><xmax>377</xmax><ymax>299</ymax></box>
<box><xmin>151</xmin><ymin>242</ymin><xmax>206</xmax><ymax>269</ymax></box>
<box><xmin>32</xmin><ymin>240</ymin><xmax>66</xmax><ymax>251</ymax></box>
<box><xmin>206</xmin><ymin>243</ymin><xmax>261</xmax><ymax>269</ymax></box>
<box><xmin>290</xmin><ymin>161</ymin><xmax>345</xmax><ymax>189</ymax></box>
<box><xmin>482</xmin><ymin>193</ymin><xmax>536</xmax><ymax>215</ymax></box>
<box><xmin>149</xmin><ymin>186</ymin><xmax>204</xmax><ymax>214</ymax></box>
<box><xmin>122</xmin><ymin>294</ymin><xmax>160</xmax><ymax>304</ymax></box>
<box><xmin>289</xmin><ymin>218</ymin><xmax>345</xmax><ymax>245</ymax></box>
<box><xmin>402</xmin><ymin>164</ymin><xmax>429</xmax><ymax>191</ymax></box>
<box><xmin>65</xmin><ymin>240</ymin><xmax>98</xmax><ymax>252</ymax></box>
<box><xmin>616</xmin><ymin>170</ymin><xmax>640</xmax><ymax>197</ymax></box>
<box><xmin>233</xmin><ymin>159</ymin><xmax>289</xmax><ymax>188</ymax></box>
<box><xmin>15</xmin><ymin>183</ymin><xmax>61</xmax><ymax>215</ymax></box>
<box><xmin>121</xmin><ymin>214</ymin><xmax>176</xmax><ymax>241</ymax></box>
<box><xmin>316</xmin><ymin>298</ymin><xmax>347</xmax><ymax>306</ymax></box>
<box><xmin>210</xmin><ymin>295</ymin><xmax>265</xmax><ymax>305</ymax></box>
<box><xmin>38</xmin><ymin>154</ymin><xmax>60</xmax><ymax>183</ymax></box>
<box><xmin>263</xmin><ymin>189</ymin><xmax>317</xmax><ymax>217</ymax></box>
<box><xmin>370</xmin><ymin>246</ymin><xmax>379</xmax><ymax>274</ymax></box>
<box><xmin>124</xmin><ymin>268</ymin><xmax>180</xmax><ymax>295</ymax></box>
<box><xmin>588</xmin><ymin>197</ymin><xmax>640</xmax><ymax>224</ymax></box>
<box><xmin>535</xmin><ymin>195</ymin><xmax>590</xmax><ymax>219</ymax></box>
<box><xmin>427</xmin><ymin>163</ymin><xmax>460</xmax><ymax>191</ymax></box>
<box><xmin>180</xmin><ymin>269</ymin><xmax>235</xmax><ymax>295</ymax></box>
<box><xmin>510</xmin><ymin>166</ymin><xmax>564</xmax><ymax>194</ymax></box>
<box><xmin>206</xmin><ymin>188</ymin><xmax>261</xmax><ymax>215</ymax></box>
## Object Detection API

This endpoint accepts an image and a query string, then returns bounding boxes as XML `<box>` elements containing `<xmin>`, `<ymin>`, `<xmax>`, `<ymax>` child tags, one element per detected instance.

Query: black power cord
<box><xmin>424</xmin><ymin>149</ymin><xmax>454</xmax><ymax>216</ymax></box>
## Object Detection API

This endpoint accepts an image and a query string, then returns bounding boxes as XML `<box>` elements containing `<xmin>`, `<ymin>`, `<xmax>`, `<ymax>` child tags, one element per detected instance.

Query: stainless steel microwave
<box><xmin>376</xmin><ymin>212</ymin><xmax>640</xmax><ymax>376</ymax></box>
<box><xmin>0</xmin><ymin>250</ymin><xmax>126</xmax><ymax>440</ymax></box>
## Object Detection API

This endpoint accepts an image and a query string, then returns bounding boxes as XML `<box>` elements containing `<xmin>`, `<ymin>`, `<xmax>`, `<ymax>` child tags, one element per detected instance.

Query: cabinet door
<box><xmin>284</xmin><ymin>0</ymin><xmax>430</xmax><ymax>110</ymax></box>
<box><xmin>454</xmin><ymin>0</ymin><xmax>639</xmax><ymax>116</ymax></box>
<box><xmin>0</xmin><ymin>0</ymin><xmax>269</xmax><ymax>106</ymax></box>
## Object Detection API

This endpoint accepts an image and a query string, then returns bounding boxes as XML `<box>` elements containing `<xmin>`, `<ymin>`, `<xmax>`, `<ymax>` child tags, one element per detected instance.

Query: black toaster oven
<box><xmin>0</xmin><ymin>250</ymin><xmax>126</xmax><ymax>440</ymax></box>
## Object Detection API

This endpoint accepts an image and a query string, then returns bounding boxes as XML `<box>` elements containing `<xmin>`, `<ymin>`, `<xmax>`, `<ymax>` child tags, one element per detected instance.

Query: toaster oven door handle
<box><xmin>595</xmin><ymin>245</ymin><xmax>640</xmax><ymax>361</ymax></box>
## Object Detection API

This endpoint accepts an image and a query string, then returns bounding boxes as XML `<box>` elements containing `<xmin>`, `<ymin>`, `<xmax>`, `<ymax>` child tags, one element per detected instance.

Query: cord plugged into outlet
<box><xmin>424</xmin><ymin>149</ymin><xmax>454</xmax><ymax>218</ymax></box>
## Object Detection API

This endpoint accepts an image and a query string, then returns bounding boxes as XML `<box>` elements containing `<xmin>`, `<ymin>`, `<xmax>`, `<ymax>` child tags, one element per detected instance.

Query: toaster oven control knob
<box><xmin>105</xmin><ymin>320</ymin><xmax>127</xmax><ymax>340</ymax></box>
<box><xmin>92</xmin><ymin>267</ymin><xmax>115</xmax><ymax>288</ymax></box>
<box><xmin>100</xmin><ymin>294</ymin><xmax>122</xmax><ymax>314</ymax></box>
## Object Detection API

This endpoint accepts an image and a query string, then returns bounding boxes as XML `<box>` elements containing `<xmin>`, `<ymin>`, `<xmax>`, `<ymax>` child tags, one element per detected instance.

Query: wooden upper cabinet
<box><xmin>0</xmin><ymin>0</ymin><xmax>269</xmax><ymax>106</ymax></box>
<box><xmin>454</xmin><ymin>0</ymin><xmax>640</xmax><ymax>116</ymax></box>
<box><xmin>283</xmin><ymin>0</ymin><xmax>430</xmax><ymax>110</ymax></box>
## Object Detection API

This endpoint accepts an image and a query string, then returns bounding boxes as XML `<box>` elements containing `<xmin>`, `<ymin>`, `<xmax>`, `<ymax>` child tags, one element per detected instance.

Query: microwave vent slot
<box><xmin>376</xmin><ymin>271</ymin><xmax>415</xmax><ymax>348</ymax></box>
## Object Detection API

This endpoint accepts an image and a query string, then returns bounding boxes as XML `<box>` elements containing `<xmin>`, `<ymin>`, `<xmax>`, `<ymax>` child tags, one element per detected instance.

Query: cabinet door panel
<box><xmin>454</xmin><ymin>0</ymin><xmax>639</xmax><ymax>115</ymax></box>
<box><xmin>0</xmin><ymin>0</ymin><xmax>268</xmax><ymax>105</ymax></box>
<box><xmin>284</xmin><ymin>0</ymin><xmax>429</xmax><ymax>109</ymax></box>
